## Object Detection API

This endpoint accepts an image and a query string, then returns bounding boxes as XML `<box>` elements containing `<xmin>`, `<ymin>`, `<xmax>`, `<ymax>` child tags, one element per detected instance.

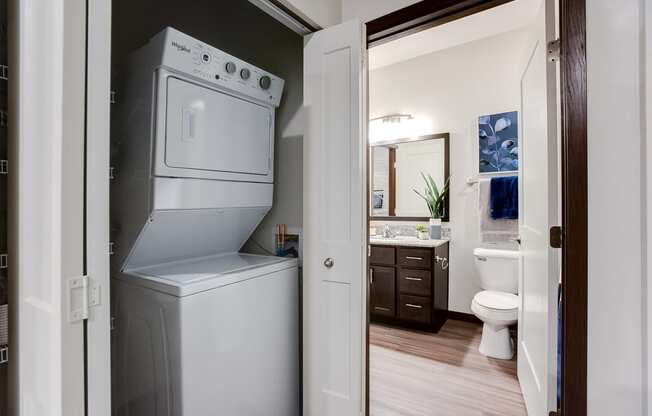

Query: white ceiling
<box><xmin>369</xmin><ymin>0</ymin><xmax>541</xmax><ymax>70</ymax></box>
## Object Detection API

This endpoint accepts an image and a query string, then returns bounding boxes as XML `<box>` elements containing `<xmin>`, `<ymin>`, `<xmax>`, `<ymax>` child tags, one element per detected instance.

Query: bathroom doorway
<box><xmin>365</xmin><ymin>0</ymin><xmax>573</xmax><ymax>414</ymax></box>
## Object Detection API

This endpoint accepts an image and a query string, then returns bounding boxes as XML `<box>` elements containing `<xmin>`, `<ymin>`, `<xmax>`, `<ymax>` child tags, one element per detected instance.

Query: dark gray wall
<box><xmin>112</xmin><ymin>0</ymin><xmax>304</xmax><ymax>255</ymax></box>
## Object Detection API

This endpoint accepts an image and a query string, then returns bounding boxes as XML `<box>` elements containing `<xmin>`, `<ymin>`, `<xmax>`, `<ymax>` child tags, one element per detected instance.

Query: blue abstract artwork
<box><xmin>478</xmin><ymin>111</ymin><xmax>519</xmax><ymax>173</ymax></box>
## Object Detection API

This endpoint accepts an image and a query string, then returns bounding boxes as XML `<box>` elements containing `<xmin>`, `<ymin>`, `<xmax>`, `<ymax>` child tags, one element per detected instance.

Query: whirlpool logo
<box><xmin>172</xmin><ymin>41</ymin><xmax>190</xmax><ymax>53</ymax></box>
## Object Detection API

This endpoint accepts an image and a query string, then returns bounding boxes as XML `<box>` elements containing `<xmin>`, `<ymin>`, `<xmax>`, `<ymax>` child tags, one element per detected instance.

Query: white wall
<box><xmin>587</xmin><ymin>0</ymin><xmax>648</xmax><ymax>414</ymax></box>
<box><xmin>370</xmin><ymin>28</ymin><xmax>530</xmax><ymax>313</ymax></box>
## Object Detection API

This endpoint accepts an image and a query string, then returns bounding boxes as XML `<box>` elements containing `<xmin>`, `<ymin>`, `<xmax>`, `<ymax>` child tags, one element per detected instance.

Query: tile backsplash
<box><xmin>370</xmin><ymin>221</ymin><xmax>451</xmax><ymax>239</ymax></box>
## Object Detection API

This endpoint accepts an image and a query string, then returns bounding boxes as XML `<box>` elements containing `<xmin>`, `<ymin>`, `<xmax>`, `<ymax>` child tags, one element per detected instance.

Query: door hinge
<box><xmin>549</xmin><ymin>411</ymin><xmax>560</xmax><ymax>416</ymax></box>
<box><xmin>0</xmin><ymin>346</ymin><xmax>8</xmax><ymax>364</ymax></box>
<box><xmin>0</xmin><ymin>65</ymin><xmax>7</xmax><ymax>81</ymax></box>
<box><xmin>109</xmin><ymin>166</ymin><xmax>115</xmax><ymax>180</ymax></box>
<box><xmin>110</xmin><ymin>90</ymin><xmax>116</xmax><ymax>104</ymax></box>
<box><xmin>550</xmin><ymin>226</ymin><xmax>563</xmax><ymax>248</ymax></box>
<box><xmin>68</xmin><ymin>275</ymin><xmax>101</xmax><ymax>323</ymax></box>
<box><xmin>368</xmin><ymin>245</ymin><xmax>371</xmax><ymax>257</ymax></box>
<box><xmin>0</xmin><ymin>110</ymin><xmax>7</xmax><ymax>128</ymax></box>
<box><xmin>109</xmin><ymin>241</ymin><xmax>115</xmax><ymax>256</ymax></box>
<box><xmin>547</xmin><ymin>39</ymin><xmax>561</xmax><ymax>62</ymax></box>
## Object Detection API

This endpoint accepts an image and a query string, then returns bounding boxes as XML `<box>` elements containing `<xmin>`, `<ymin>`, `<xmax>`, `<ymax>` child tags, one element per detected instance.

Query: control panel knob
<box><xmin>225</xmin><ymin>62</ymin><xmax>237</xmax><ymax>74</ymax></box>
<box><xmin>201</xmin><ymin>53</ymin><xmax>211</xmax><ymax>63</ymax></box>
<box><xmin>240</xmin><ymin>68</ymin><xmax>251</xmax><ymax>80</ymax></box>
<box><xmin>259</xmin><ymin>75</ymin><xmax>272</xmax><ymax>90</ymax></box>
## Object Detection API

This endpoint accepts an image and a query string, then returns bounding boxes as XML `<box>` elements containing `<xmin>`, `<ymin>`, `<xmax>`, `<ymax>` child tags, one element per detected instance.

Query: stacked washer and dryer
<box><xmin>110</xmin><ymin>28</ymin><xmax>299</xmax><ymax>415</ymax></box>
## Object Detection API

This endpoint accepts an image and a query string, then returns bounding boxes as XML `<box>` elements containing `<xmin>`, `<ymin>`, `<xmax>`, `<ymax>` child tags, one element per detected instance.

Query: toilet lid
<box><xmin>474</xmin><ymin>290</ymin><xmax>518</xmax><ymax>310</ymax></box>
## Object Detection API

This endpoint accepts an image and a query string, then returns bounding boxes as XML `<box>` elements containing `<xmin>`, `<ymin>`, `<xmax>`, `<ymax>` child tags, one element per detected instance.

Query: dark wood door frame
<box><xmin>367</xmin><ymin>0</ymin><xmax>513</xmax><ymax>47</ymax></box>
<box><xmin>366</xmin><ymin>1</ymin><xmax>588</xmax><ymax>415</ymax></box>
<box><xmin>558</xmin><ymin>0</ymin><xmax>587</xmax><ymax>415</ymax></box>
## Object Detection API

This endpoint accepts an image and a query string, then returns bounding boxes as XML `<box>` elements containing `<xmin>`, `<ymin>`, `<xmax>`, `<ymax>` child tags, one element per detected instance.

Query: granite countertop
<box><xmin>369</xmin><ymin>236</ymin><xmax>449</xmax><ymax>248</ymax></box>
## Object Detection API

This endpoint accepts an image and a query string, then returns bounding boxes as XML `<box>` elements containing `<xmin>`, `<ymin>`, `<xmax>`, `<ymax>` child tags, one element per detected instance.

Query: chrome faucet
<box><xmin>382</xmin><ymin>224</ymin><xmax>395</xmax><ymax>239</ymax></box>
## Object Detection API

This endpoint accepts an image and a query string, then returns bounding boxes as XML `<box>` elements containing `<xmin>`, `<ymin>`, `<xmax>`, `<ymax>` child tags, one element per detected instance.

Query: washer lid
<box><xmin>473</xmin><ymin>290</ymin><xmax>519</xmax><ymax>310</ymax></box>
<box><xmin>121</xmin><ymin>253</ymin><xmax>297</xmax><ymax>297</ymax></box>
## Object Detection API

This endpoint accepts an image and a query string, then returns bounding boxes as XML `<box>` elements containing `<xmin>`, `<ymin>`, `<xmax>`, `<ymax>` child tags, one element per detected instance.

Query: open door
<box><xmin>517</xmin><ymin>0</ymin><xmax>559</xmax><ymax>415</ymax></box>
<box><xmin>303</xmin><ymin>19</ymin><xmax>367</xmax><ymax>416</ymax></box>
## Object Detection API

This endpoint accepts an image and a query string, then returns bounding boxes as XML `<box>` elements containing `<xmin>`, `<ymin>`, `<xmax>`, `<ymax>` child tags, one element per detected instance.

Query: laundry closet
<box><xmin>108</xmin><ymin>1</ymin><xmax>304</xmax><ymax>414</ymax></box>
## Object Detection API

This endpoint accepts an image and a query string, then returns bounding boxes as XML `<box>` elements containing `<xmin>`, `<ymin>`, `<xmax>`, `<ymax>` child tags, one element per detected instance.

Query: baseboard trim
<box><xmin>447</xmin><ymin>311</ymin><xmax>482</xmax><ymax>325</ymax></box>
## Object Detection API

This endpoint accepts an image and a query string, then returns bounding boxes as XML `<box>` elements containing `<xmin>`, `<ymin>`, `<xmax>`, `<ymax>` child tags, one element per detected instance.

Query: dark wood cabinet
<box><xmin>369</xmin><ymin>242</ymin><xmax>449</xmax><ymax>332</ymax></box>
<box><xmin>398</xmin><ymin>294</ymin><xmax>432</xmax><ymax>324</ymax></box>
<box><xmin>370</xmin><ymin>266</ymin><xmax>395</xmax><ymax>316</ymax></box>
<box><xmin>397</xmin><ymin>247</ymin><xmax>432</xmax><ymax>269</ymax></box>
<box><xmin>370</xmin><ymin>245</ymin><xmax>395</xmax><ymax>266</ymax></box>
<box><xmin>398</xmin><ymin>268</ymin><xmax>431</xmax><ymax>297</ymax></box>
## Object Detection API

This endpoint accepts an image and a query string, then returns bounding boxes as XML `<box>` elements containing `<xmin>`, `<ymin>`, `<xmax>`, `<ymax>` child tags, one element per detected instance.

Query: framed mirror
<box><xmin>370</xmin><ymin>133</ymin><xmax>450</xmax><ymax>222</ymax></box>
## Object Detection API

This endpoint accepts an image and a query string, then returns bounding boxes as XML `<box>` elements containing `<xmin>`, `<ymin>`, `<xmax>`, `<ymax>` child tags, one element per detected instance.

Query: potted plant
<box><xmin>413</xmin><ymin>172</ymin><xmax>450</xmax><ymax>239</ymax></box>
<box><xmin>415</xmin><ymin>224</ymin><xmax>429</xmax><ymax>240</ymax></box>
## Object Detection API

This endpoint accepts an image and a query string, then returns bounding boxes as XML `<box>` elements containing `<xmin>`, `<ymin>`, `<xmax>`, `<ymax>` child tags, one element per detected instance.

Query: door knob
<box><xmin>323</xmin><ymin>258</ymin><xmax>334</xmax><ymax>268</ymax></box>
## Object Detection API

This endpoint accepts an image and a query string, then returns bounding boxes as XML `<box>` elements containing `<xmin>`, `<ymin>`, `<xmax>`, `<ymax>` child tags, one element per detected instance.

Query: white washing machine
<box><xmin>112</xmin><ymin>254</ymin><xmax>298</xmax><ymax>415</ymax></box>
<box><xmin>110</xmin><ymin>28</ymin><xmax>298</xmax><ymax>415</ymax></box>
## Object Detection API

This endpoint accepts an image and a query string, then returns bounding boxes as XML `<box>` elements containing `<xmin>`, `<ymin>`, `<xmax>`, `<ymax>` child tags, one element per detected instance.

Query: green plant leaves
<box><xmin>412</xmin><ymin>172</ymin><xmax>450</xmax><ymax>219</ymax></box>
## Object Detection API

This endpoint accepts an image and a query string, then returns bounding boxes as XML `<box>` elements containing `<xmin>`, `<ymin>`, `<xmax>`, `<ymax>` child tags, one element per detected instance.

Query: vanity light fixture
<box><xmin>368</xmin><ymin>114</ymin><xmax>418</xmax><ymax>144</ymax></box>
<box><xmin>369</xmin><ymin>113</ymin><xmax>413</xmax><ymax>124</ymax></box>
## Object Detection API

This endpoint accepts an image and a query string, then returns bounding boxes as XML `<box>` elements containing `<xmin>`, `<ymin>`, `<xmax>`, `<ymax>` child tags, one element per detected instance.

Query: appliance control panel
<box><xmin>157</xmin><ymin>27</ymin><xmax>284</xmax><ymax>107</ymax></box>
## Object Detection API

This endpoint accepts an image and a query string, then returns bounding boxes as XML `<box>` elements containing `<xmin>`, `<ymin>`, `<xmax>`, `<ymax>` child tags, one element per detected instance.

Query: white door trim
<box><xmin>85</xmin><ymin>1</ymin><xmax>112</xmax><ymax>415</ymax></box>
<box><xmin>646</xmin><ymin>0</ymin><xmax>652</xmax><ymax>412</ymax></box>
<box><xmin>9</xmin><ymin>0</ymin><xmax>87</xmax><ymax>414</ymax></box>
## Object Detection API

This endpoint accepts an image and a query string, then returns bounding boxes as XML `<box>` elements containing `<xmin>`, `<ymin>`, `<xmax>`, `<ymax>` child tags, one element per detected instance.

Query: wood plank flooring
<box><xmin>370</xmin><ymin>320</ymin><xmax>526</xmax><ymax>416</ymax></box>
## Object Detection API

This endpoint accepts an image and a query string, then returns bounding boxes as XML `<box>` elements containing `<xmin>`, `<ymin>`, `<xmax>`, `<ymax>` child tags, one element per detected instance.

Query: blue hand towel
<box><xmin>490</xmin><ymin>176</ymin><xmax>518</xmax><ymax>219</ymax></box>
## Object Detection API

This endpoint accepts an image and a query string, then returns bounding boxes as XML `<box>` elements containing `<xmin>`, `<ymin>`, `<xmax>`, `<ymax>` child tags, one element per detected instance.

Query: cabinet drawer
<box><xmin>370</xmin><ymin>245</ymin><xmax>395</xmax><ymax>266</ymax></box>
<box><xmin>397</xmin><ymin>247</ymin><xmax>432</xmax><ymax>269</ymax></box>
<box><xmin>370</xmin><ymin>266</ymin><xmax>396</xmax><ymax>317</ymax></box>
<box><xmin>398</xmin><ymin>295</ymin><xmax>432</xmax><ymax>324</ymax></box>
<box><xmin>398</xmin><ymin>268</ymin><xmax>432</xmax><ymax>296</ymax></box>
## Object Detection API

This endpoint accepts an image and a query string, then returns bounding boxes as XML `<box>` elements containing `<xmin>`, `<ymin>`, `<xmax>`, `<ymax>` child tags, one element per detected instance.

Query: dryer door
<box><xmin>157</xmin><ymin>74</ymin><xmax>274</xmax><ymax>181</ymax></box>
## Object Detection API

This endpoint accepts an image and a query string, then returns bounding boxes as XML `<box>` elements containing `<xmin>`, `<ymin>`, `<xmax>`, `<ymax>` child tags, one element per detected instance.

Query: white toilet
<box><xmin>471</xmin><ymin>248</ymin><xmax>520</xmax><ymax>359</ymax></box>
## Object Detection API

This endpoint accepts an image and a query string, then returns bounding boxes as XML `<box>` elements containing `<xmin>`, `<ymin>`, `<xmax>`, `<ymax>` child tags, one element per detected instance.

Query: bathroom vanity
<box><xmin>369</xmin><ymin>238</ymin><xmax>450</xmax><ymax>332</ymax></box>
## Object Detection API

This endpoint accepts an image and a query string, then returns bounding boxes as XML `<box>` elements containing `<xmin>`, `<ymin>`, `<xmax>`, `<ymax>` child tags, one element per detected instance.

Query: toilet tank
<box><xmin>473</xmin><ymin>248</ymin><xmax>520</xmax><ymax>293</ymax></box>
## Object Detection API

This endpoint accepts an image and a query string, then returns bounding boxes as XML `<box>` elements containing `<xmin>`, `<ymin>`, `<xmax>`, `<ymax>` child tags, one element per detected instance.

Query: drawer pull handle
<box><xmin>405</xmin><ymin>256</ymin><xmax>423</xmax><ymax>261</ymax></box>
<box><xmin>405</xmin><ymin>277</ymin><xmax>422</xmax><ymax>281</ymax></box>
<box><xmin>374</xmin><ymin>306</ymin><xmax>391</xmax><ymax>312</ymax></box>
<box><xmin>405</xmin><ymin>303</ymin><xmax>423</xmax><ymax>309</ymax></box>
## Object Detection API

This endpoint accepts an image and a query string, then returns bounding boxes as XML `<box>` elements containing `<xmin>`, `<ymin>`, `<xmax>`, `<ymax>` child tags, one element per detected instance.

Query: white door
<box><xmin>10</xmin><ymin>0</ymin><xmax>87</xmax><ymax>415</ymax></box>
<box><xmin>517</xmin><ymin>0</ymin><xmax>559</xmax><ymax>415</ymax></box>
<box><xmin>303</xmin><ymin>19</ymin><xmax>367</xmax><ymax>416</ymax></box>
